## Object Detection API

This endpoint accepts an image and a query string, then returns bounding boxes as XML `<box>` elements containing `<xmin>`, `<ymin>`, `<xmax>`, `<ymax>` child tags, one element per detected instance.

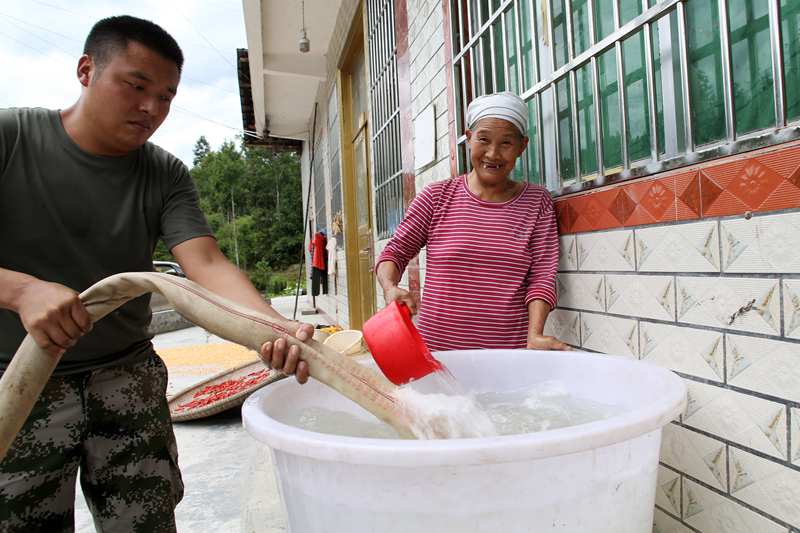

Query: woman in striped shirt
<box><xmin>376</xmin><ymin>92</ymin><xmax>568</xmax><ymax>352</ymax></box>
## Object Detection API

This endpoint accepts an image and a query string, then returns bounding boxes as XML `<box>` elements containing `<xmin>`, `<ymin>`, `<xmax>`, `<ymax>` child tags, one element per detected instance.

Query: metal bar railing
<box><xmin>588</xmin><ymin>0</ymin><xmax>604</xmax><ymax>178</ymax></box>
<box><xmin>449</xmin><ymin>0</ymin><xmax>799</xmax><ymax>194</ymax></box>
<box><xmin>676</xmin><ymin>0</ymin><xmax>694</xmax><ymax>152</ymax></box>
<box><xmin>613</xmin><ymin>0</ymin><xmax>629</xmax><ymax>169</ymax></box>
<box><xmin>501</xmin><ymin>8</ymin><xmax>511</xmax><ymax>91</ymax></box>
<box><xmin>717</xmin><ymin>0</ymin><xmax>736</xmax><ymax>141</ymax></box>
<box><xmin>566</xmin><ymin>0</ymin><xmax>582</xmax><ymax>179</ymax></box>
<box><xmin>518</xmin><ymin>0</ymin><xmax>680</xmax><ymax>101</ymax></box>
<box><xmin>549</xmin><ymin>2</ymin><xmax>562</xmax><ymax>180</ymax></box>
<box><xmin>453</xmin><ymin>0</ymin><xmax>516</xmax><ymax>61</ymax></box>
<box><xmin>769</xmin><ymin>0</ymin><xmax>786</xmax><ymax>128</ymax></box>
<box><xmin>642</xmin><ymin>0</ymin><xmax>659</xmax><ymax>161</ymax></box>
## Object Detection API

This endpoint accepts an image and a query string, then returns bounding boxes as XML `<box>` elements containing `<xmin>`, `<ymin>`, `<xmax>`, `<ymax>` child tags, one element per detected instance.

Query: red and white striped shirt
<box><xmin>377</xmin><ymin>175</ymin><xmax>559</xmax><ymax>351</ymax></box>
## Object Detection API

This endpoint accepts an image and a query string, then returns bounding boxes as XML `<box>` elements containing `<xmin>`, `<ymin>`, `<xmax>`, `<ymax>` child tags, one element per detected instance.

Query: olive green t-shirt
<box><xmin>0</xmin><ymin>107</ymin><xmax>212</xmax><ymax>374</ymax></box>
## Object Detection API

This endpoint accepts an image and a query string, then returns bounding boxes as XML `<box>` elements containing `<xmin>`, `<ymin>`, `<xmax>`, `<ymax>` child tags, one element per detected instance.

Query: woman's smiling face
<box><xmin>466</xmin><ymin>117</ymin><xmax>528</xmax><ymax>184</ymax></box>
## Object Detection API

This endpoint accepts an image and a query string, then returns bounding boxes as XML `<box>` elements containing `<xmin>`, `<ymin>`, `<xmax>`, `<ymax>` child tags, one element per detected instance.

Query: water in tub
<box><xmin>278</xmin><ymin>368</ymin><xmax>621</xmax><ymax>439</ymax></box>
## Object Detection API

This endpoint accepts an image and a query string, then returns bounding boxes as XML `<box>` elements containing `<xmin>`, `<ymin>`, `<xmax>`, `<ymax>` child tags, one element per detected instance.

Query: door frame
<box><xmin>337</xmin><ymin>2</ymin><xmax>375</xmax><ymax>329</ymax></box>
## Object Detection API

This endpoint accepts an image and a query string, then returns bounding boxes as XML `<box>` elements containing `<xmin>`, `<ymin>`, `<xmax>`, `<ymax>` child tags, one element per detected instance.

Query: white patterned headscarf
<box><xmin>466</xmin><ymin>91</ymin><xmax>528</xmax><ymax>136</ymax></box>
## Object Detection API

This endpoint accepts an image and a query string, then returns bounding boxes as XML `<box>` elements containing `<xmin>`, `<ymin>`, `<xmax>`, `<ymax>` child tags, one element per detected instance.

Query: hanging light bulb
<box><xmin>299</xmin><ymin>0</ymin><xmax>310</xmax><ymax>53</ymax></box>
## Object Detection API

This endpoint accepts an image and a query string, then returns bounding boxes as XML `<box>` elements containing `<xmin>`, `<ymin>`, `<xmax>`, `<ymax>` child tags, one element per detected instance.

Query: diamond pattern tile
<box><xmin>557</xmin><ymin>273</ymin><xmax>605</xmax><ymax>312</ymax></box>
<box><xmin>554</xmin><ymin>144</ymin><xmax>800</xmax><ymax>234</ymax></box>
<box><xmin>676</xmin><ymin>277</ymin><xmax>781</xmax><ymax>335</ymax></box>
<box><xmin>558</xmin><ymin>235</ymin><xmax>577</xmax><ymax>271</ymax></box>
<box><xmin>722</xmin><ymin>212</ymin><xmax>800</xmax><ymax>273</ymax></box>
<box><xmin>639</xmin><ymin>322</ymin><xmax>724</xmax><ymax>381</ymax></box>
<box><xmin>556</xmin><ymin>200</ymin><xmax>579</xmax><ymax>234</ymax></box>
<box><xmin>576</xmin><ymin>230</ymin><xmax>635</xmax><ymax>271</ymax></box>
<box><xmin>660</xmin><ymin>423</ymin><xmax>727</xmax><ymax>490</ymax></box>
<box><xmin>784</xmin><ymin>280</ymin><xmax>800</xmax><ymax>340</ymax></box>
<box><xmin>580</xmin><ymin>312</ymin><xmax>638</xmax><ymax>357</ymax></box>
<box><xmin>609</xmin><ymin>189</ymin><xmax>637</xmax><ymax>224</ymax></box>
<box><xmin>653</xmin><ymin>507</ymin><xmax>692</xmax><ymax>533</ymax></box>
<box><xmin>656</xmin><ymin>466</ymin><xmax>682</xmax><ymax>516</ymax></box>
<box><xmin>728</xmin><ymin>448</ymin><xmax>800</xmax><ymax>526</ymax></box>
<box><xmin>636</xmin><ymin>221</ymin><xmax>720</xmax><ymax>272</ymax></box>
<box><xmin>726</xmin><ymin>334</ymin><xmax>800</xmax><ymax>403</ymax></box>
<box><xmin>682</xmin><ymin>478</ymin><xmax>787</xmax><ymax>533</ymax></box>
<box><xmin>792</xmin><ymin>408</ymin><xmax>800</xmax><ymax>466</ymax></box>
<box><xmin>606</xmin><ymin>274</ymin><xmax>675</xmax><ymax>321</ymax></box>
<box><xmin>676</xmin><ymin>171</ymin><xmax>702</xmax><ymax>221</ymax></box>
<box><xmin>543</xmin><ymin>309</ymin><xmax>580</xmax><ymax>346</ymax></box>
<box><xmin>726</xmin><ymin>160</ymin><xmax>785</xmax><ymax>209</ymax></box>
<box><xmin>633</xmin><ymin>177</ymin><xmax>677</xmax><ymax>221</ymax></box>
<box><xmin>683</xmin><ymin>381</ymin><xmax>787</xmax><ymax>459</ymax></box>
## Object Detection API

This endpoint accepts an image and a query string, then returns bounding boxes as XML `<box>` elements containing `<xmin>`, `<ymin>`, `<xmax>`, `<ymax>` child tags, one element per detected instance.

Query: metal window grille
<box><xmin>328</xmin><ymin>86</ymin><xmax>344</xmax><ymax>246</ymax></box>
<box><xmin>449</xmin><ymin>0</ymin><xmax>800</xmax><ymax>195</ymax></box>
<box><xmin>313</xmin><ymin>127</ymin><xmax>328</xmax><ymax>233</ymax></box>
<box><xmin>367</xmin><ymin>0</ymin><xmax>404</xmax><ymax>239</ymax></box>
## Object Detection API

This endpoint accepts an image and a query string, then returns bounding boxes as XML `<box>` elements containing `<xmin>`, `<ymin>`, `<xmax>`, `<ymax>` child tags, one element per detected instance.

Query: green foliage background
<box><xmin>153</xmin><ymin>136</ymin><xmax>305</xmax><ymax>296</ymax></box>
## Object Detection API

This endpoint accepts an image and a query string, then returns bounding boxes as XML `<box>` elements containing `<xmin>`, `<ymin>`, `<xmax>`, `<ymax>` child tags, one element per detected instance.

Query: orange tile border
<box><xmin>555</xmin><ymin>141</ymin><xmax>800</xmax><ymax>234</ymax></box>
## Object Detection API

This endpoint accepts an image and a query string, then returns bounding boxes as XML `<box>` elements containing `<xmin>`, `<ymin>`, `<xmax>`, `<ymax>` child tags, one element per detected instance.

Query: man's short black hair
<box><xmin>84</xmin><ymin>15</ymin><xmax>184</xmax><ymax>72</ymax></box>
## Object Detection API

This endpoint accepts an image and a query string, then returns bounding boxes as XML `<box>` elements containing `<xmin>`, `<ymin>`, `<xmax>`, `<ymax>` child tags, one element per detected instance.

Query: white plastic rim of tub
<box><xmin>242</xmin><ymin>350</ymin><xmax>687</xmax><ymax>467</ymax></box>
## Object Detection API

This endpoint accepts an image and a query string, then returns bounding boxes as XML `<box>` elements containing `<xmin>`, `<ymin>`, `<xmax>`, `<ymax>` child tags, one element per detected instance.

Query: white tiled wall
<box><xmin>557</xmin><ymin>273</ymin><xmax>605</xmax><ymax>312</ymax></box>
<box><xmin>656</xmin><ymin>466</ymin><xmax>682</xmax><ymax>517</ymax></box>
<box><xmin>580</xmin><ymin>312</ymin><xmax>638</xmax><ymax>357</ymax></box>
<box><xmin>653</xmin><ymin>507</ymin><xmax>693</xmax><ymax>533</ymax></box>
<box><xmin>577</xmin><ymin>229</ymin><xmax>636</xmax><ymax>271</ymax></box>
<box><xmin>683</xmin><ymin>381</ymin><xmax>787</xmax><ymax>460</ymax></box>
<box><xmin>606</xmin><ymin>274</ymin><xmax>676</xmax><ymax>321</ymax></box>
<box><xmin>728</xmin><ymin>448</ymin><xmax>800</xmax><ymax>526</ymax></box>
<box><xmin>547</xmin><ymin>214</ymin><xmax>800</xmax><ymax>532</ymax></box>
<box><xmin>661</xmin><ymin>424</ymin><xmax>728</xmax><ymax>491</ymax></box>
<box><xmin>676</xmin><ymin>276</ymin><xmax>782</xmax><ymax>336</ymax></box>
<box><xmin>784</xmin><ymin>279</ymin><xmax>800</xmax><ymax>339</ymax></box>
<box><xmin>639</xmin><ymin>322</ymin><xmax>724</xmax><ymax>382</ymax></box>
<box><xmin>637</xmin><ymin>221</ymin><xmax>720</xmax><ymax>273</ymax></box>
<box><xmin>558</xmin><ymin>235</ymin><xmax>577</xmax><ymax>271</ymax></box>
<box><xmin>682</xmin><ymin>478</ymin><xmax>788</xmax><ymax>533</ymax></box>
<box><xmin>721</xmin><ymin>212</ymin><xmax>800</xmax><ymax>273</ymax></box>
<box><xmin>725</xmin><ymin>334</ymin><xmax>800</xmax><ymax>403</ymax></box>
<box><xmin>791</xmin><ymin>408</ymin><xmax>800</xmax><ymax>466</ymax></box>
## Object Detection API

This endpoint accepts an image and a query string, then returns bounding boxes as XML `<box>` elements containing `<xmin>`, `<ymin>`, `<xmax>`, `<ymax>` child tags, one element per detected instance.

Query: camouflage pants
<box><xmin>0</xmin><ymin>354</ymin><xmax>184</xmax><ymax>533</ymax></box>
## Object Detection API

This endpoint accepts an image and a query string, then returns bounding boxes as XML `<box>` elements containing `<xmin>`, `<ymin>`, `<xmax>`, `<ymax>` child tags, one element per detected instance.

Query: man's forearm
<box><xmin>172</xmin><ymin>237</ymin><xmax>286</xmax><ymax>322</ymax></box>
<box><xmin>0</xmin><ymin>267</ymin><xmax>38</xmax><ymax>312</ymax></box>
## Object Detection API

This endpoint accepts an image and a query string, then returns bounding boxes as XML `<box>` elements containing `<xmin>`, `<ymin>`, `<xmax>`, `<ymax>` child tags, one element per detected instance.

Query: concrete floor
<box><xmin>74</xmin><ymin>295</ymin><xmax>331</xmax><ymax>532</ymax></box>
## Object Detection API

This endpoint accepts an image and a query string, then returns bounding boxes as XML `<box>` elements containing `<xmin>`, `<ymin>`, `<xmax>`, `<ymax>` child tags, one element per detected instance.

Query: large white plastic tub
<box><xmin>242</xmin><ymin>350</ymin><xmax>686</xmax><ymax>533</ymax></box>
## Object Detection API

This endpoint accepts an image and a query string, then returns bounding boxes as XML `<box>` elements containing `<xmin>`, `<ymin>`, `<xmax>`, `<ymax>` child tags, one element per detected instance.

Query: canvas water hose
<box><xmin>0</xmin><ymin>272</ymin><xmax>414</xmax><ymax>460</ymax></box>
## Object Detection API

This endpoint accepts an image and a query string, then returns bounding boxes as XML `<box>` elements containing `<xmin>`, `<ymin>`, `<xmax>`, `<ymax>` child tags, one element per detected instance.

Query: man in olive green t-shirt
<box><xmin>0</xmin><ymin>15</ymin><xmax>311</xmax><ymax>532</ymax></box>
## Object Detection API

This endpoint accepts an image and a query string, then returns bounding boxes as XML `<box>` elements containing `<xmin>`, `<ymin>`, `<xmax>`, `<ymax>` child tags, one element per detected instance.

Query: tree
<box><xmin>188</xmin><ymin>138</ymin><xmax>304</xmax><ymax>294</ymax></box>
<box><xmin>192</xmin><ymin>136</ymin><xmax>211</xmax><ymax>166</ymax></box>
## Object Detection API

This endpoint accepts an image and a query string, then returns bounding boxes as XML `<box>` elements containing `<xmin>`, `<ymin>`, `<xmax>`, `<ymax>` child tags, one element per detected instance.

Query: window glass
<box><xmin>783</xmin><ymin>0</ymin><xmax>800</xmax><ymax>120</ymax></box>
<box><xmin>623</xmin><ymin>30</ymin><xmax>652</xmax><ymax>161</ymax></box>
<box><xmin>556</xmin><ymin>77</ymin><xmax>576</xmax><ymax>182</ymax></box>
<box><xmin>729</xmin><ymin>0</ymin><xmax>775</xmax><ymax>135</ymax></box>
<box><xmin>576</xmin><ymin>63</ymin><xmax>598</xmax><ymax>175</ymax></box>
<box><xmin>599</xmin><ymin>48</ymin><xmax>622</xmax><ymax>169</ymax></box>
<box><xmin>552</xmin><ymin>0</ymin><xmax>570</xmax><ymax>68</ymax></box>
<box><xmin>493</xmin><ymin>20</ymin><xmax>506</xmax><ymax>91</ymax></box>
<box><xmin>619</xmin><ymin>0</ymin><xmax>642</xmax><ymax>25</ymax></box>
<box><xmin>572</xmin><ymin>0</ymin><xmax>592</xmax><ymax>54</ymax></box>
<box><xmin>519</xmin><ymin>0</ymin><xmax>538</xmax><ymax>89</ymax></box>
<box><xmin>595</xmin><ymin>0</ymin><xmax>617</xmax><ymax>40</ymax></box>
<box><xmin>686</xmin><ymin>0</ymin><xmax>726</xmax><ymax>145</ymax></box>
<box><xmin>505</xmin><ymin>8</ymin><xmax>520</xmax><ymax>93</ymax></box>
<box><xmin>526</xmin><ymin>97</ymin><xmax>542</xmax><ymax>184</ymax></box>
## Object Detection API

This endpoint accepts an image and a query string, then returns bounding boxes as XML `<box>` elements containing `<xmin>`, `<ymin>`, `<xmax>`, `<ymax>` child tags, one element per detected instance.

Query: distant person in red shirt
<box><xmin>309</xmin><ymin>230</ymin><xmax>328</xmax><ymax>295</ymax></box>
<box><xmin>376</xmin><ymin>92</ymin><xmax>568</xmax><ymax>352</ymax></box>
